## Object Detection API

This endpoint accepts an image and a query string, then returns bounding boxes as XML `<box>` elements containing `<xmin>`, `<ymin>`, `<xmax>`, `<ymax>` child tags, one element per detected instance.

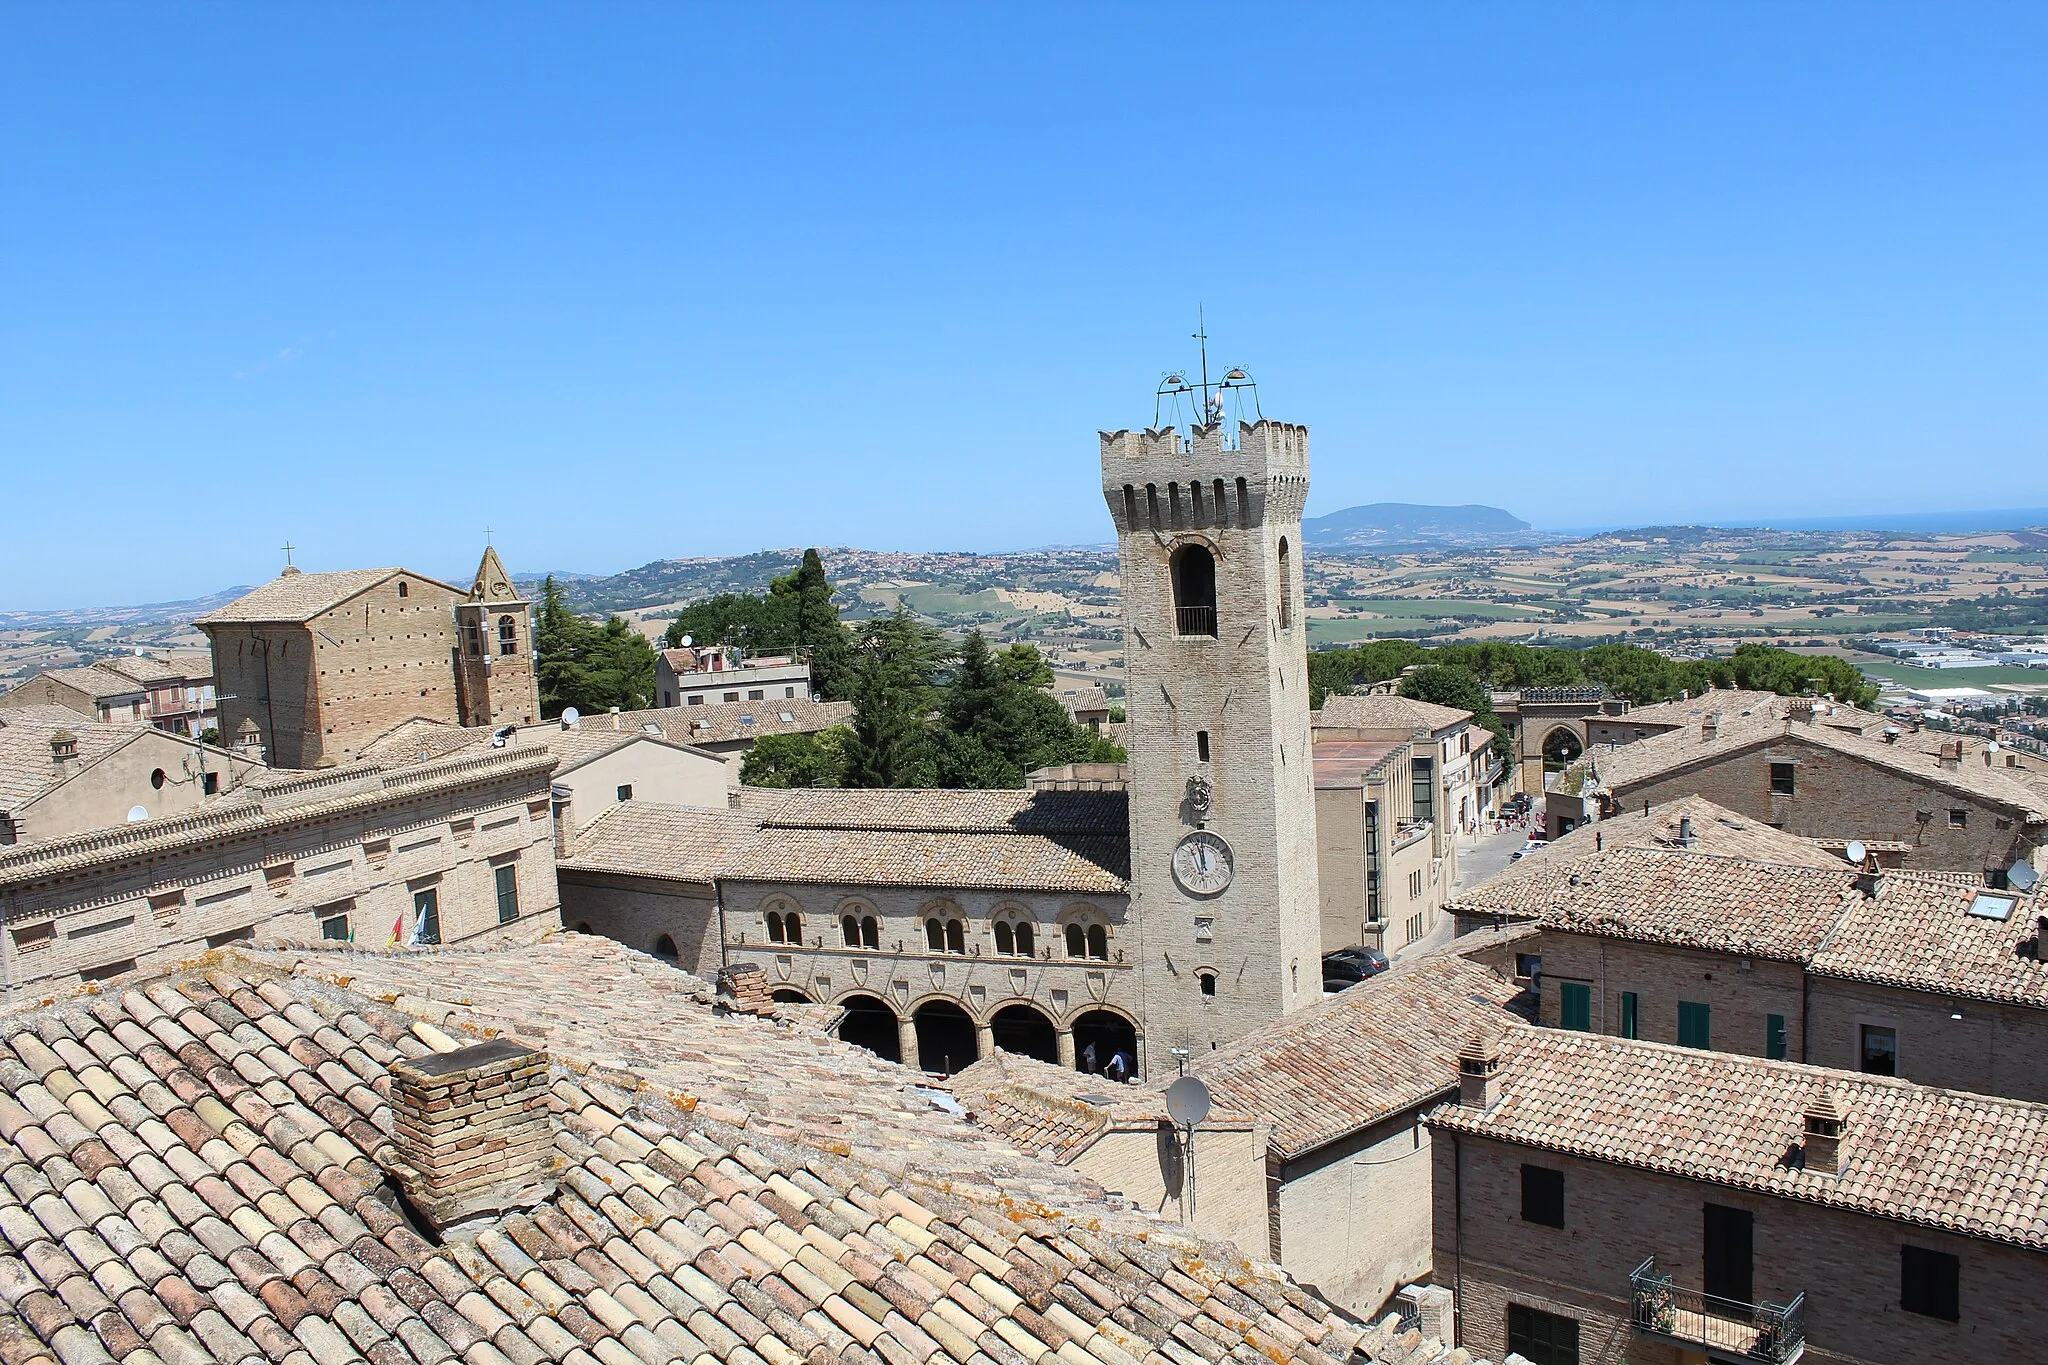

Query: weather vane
<box><xmin>1154</xmin><ymin>305</ymin><xmax>1260</xmax><ymax>434</ymax></box>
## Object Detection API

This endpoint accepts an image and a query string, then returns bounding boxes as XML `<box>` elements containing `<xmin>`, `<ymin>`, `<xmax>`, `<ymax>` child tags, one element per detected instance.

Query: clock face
<box><xmin>1171</xmin><ymin>831</ymin><xmax>1234</xmax><ymax>898</ymax></box>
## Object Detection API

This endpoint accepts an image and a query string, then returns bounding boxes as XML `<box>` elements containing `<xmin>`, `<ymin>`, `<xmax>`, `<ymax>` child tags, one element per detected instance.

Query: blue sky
<box><xmin>3</xmin><ymin>5</ymin><xmax>2044</xmax><ymax>609</ymax></box>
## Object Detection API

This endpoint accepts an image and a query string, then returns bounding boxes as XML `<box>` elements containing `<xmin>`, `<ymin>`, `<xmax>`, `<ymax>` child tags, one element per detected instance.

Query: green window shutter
<box><xmin>1560</xmin><ymin>982</ymin><xmax>1591</xmax><ymax>1032</ymax></box>
<box><xmin>1767</xmin><ymin>1013</ymin><xmax>1788</xmax><ymax>1060</ymax></box>
<box><xmin>1678</xmin><ymin>1001</ymin><xmax>1711</xmax><ymax>1049</ymax></box>
<box><xmin>495</xmin><ymin>864</ymin><xmax>519</xmax><ymax>924</ymax></box>
<box><xmin>1619</xmin><ymin>991</ymin><xmax>1639</xmax><ymax>1040</ymax></box>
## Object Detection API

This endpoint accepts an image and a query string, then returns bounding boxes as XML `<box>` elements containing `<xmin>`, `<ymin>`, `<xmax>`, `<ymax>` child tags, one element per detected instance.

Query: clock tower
<box><xmin>1102</xmin><ymin>366</ymin><xmax>1321</xmax><ymax>1073</ymax></box>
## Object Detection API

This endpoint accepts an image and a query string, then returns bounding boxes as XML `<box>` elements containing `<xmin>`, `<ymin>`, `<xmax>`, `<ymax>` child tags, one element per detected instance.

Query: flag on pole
<box><xmin>389</xmin><ymin>913</ymin><xmax>402</xmax><ymax>946</ymax></box>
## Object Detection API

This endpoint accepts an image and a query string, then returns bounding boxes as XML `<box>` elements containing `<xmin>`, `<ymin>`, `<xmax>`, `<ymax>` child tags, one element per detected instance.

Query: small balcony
<box><xmin>1174</xmin><ymin>605</ymin><xmax>1216</xmax><ymax>638</ymax></box>
<box><xmin>1630</xmin><ymin>1257</ymin><xmax>1805</xmax><ymax>1365</ymax></box>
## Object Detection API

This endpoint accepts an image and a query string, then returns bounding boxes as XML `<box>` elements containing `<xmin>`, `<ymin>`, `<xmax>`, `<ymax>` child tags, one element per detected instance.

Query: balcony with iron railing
<box><xmin>1630</xmin><ymin>1257</ymin><xmax>1805</xmax><ymax>1365</ymax></box>
<box><xmin>1175</xmin><ymin>605</ymin><xmax>1216</xmax><ymax>638</ymax></box>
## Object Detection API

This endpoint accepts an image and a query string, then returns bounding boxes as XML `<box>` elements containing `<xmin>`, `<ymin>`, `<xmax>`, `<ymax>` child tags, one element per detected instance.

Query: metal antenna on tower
<box><xmin>1154</xmin><ymin>313</ymin><xmax>1260</xmax><ymax>444</ymax></box>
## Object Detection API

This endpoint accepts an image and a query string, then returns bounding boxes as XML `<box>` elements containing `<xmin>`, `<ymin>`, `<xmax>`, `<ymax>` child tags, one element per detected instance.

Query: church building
<box><xmin>199</xmin><ymin>547</ymin><xmax>539</xmax><ymax>769</ymax></box>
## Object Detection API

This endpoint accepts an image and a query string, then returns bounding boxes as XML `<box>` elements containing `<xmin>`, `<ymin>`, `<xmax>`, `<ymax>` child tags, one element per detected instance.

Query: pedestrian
<box><xmin>1081</xmin><ymin>1041</ymin><xmax>1099</xmax><ymax>1075</ymax></box>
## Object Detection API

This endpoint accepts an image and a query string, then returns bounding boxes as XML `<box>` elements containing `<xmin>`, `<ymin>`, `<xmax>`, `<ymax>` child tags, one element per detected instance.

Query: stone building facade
<box><xmin>1431</xmin><ymin>1028</ymin><xmax>2048</xmax><ymax>1365</ymax></box>
<box><xmin>0</xmin><ymin>745</ymin><xmax>559</xmax><ymax>994</ymax></box>
<box><xmin>199</xmin><ymin>548</ymin><xmax>539</xmax><ymax>770</ymax></box>
<box><xmin>1548</xmin><ymin>700</ymin><xmax>2048</xmax><ymax>874</ymax></box>
<box><xmin>1313</xmin><ymin>737</ymin><xmax>1438</xmax><ymax>954</ymax></box>
<box><xmin>1103</xmin><ymin>419</ymin><xmax>1322</xmax><ymax>1061</ymax></box>
<box><xmin>1453</xmin><ymin>800</ymin><xmax>2048</xmax><ymax>1104</ymax></box>
<box><xmin>0</xmin><ymin>705</ymin><xmax>263</xmax><ymax>845</ymax></box>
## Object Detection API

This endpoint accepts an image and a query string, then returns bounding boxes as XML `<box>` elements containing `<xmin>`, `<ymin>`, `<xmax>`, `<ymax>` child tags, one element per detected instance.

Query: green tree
<box><xmin>1398</xmin><ymin>665</ymin><xmax>1512</xmax><ymax>760</ymax></box>
<box><xmin>662</xmin><ymin>547</ymin><xmax>858</xmax><ymax>700</ymax></box>
<box><xmin>740</xmin><ymin>726</ymin><xmax>850</xmax><ymax>788</ymax></box>
<box><xmin>935</xmin><ymin>632</ymin><xmax>1122</xmax><ymax>787</ymax></box>
<box><xmin>536</xmin><ymin>576</ymin><xmax>659</xmax><ymax>717</ymax></box>
<box><xmin>839</xmin><ymin>610</ymin><xmax>951</xmax><ymax>788</ymax></box>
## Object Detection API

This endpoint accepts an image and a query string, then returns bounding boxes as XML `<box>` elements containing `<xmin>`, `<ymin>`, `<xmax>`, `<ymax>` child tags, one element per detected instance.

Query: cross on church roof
<box><xmin>281</xmin><ymin>541</ymin><xmax>295</xmax><ymax>566</ymax></box>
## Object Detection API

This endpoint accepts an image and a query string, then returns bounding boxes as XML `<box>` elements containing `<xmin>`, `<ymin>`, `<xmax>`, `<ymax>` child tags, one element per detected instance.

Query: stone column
<box><xmin>896</xmin><ymin>1015</ymin><xmax>919</xmax><ymax>1068</ymax></box>
<box><xmin>1055</xmin><ymin>1029</ymin><xmax>1076</xmax><ymax>1069</ymax></box>
<box><xmin>975</xmin><ymin>1022</ymin><xmax>995</xmax><ymax>1063</ymax></box>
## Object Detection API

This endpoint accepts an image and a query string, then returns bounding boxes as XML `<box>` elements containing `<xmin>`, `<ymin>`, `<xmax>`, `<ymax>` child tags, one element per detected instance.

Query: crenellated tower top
<box><xmin>1100</xmin><ymin>419</ymin><xmax>1310</xmax><ymax>532</ymax></box>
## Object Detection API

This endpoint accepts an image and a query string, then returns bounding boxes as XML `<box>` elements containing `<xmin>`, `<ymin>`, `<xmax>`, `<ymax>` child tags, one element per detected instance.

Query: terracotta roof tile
<box><xmin>1191</xmin><ymin>954</ymin><xmax>1525</xmax><ymax>1159</ymax></box>
<box><xmin>610</xmin><ymin>701</ymin><xmax>855</xmax><ymax>748</ymax></box>
<box><xmin>1810</xmin><ymin>872</ymin><xmax>2048</xmax><ymax>1010</ymax></box>
<box><xmin>1449</xmin><ymin>844</ymin><xmax>1856</xmax><ymax>961</ymax></box>
<box><xmin>1429</xmin><ymin>1027</ymin><xmax>2048</xmax><ymax>1252</ymax></box>
<box><xmin>1524</xmin><ymin>795</ymin><xmax>1852</xmax><ymax>870</ymax></box>
<box><xmin>562</xmin><ymin>803</ymin><xmax>762</xmax><ymax>886</ymax></box>
<box><xmin>196</xmin><ymin>570</ymin><xmax>428</xmax><ymax>625</ymax></box>
<box><xmin>1314</xmin><ymin>694</ymin><xmax>1473</xmax><ymax>733</ymax></box>
<box><xmin>0</xmin><ymin>934</ymin><xmax>1434</xmax><ymax>1365</ymax></box>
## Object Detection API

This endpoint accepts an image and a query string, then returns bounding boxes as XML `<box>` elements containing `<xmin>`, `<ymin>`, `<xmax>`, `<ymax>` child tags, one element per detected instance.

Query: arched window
<box><xmin>860</xmin><ymin>915</ymin><xmax>879</xmax><ymax>949</ymax></box>
<box><xmin>926</xmin><ymin>919</ymin><xmax>946</xmax><ymax>952</ymax></box>
<box><xmin>1277</xmin><ymin>537</ymin><xmax>1292</xmax><ymax>630</ymax></box>
<box><xmin>766</xmin><ymin>910</ymin><xmax>802</xmax><ymax>945</ymax></box>
<box><xmin>1086</xmin><ymin>924</ymin><xmax>1109</xmax><ymax>960</ymax></box>
<box><xmin>842</xmin><ymin>915</ymin><xmax>862</xmax><ymax>948</ymax></box>
<box><xmin>397</xmin><ymin>581</ymin><xmax>409</xmax><ymax>599</ymax></box>
<box><xmin>653</xmin><ymin>935</ymin><xmax>678</xmax><ymax>962</ymax></box>
<box><xmin>498</xmin><ymin>615</ymin><xmax>519</xmax><ymax>655</ymax></box>
<box><xmin>945</xmin><ymin>919</ymin><xmax>966</xmax><ymax>954</ymax></box>
<box><xmin>1065</xmin><ymin>923</ymin><xmax>1086</xmax><ymax>957</ymax></box>
<box><xmin>1198</xmin><ymin>969</ymin><xmax>1217</xmax><ymax>998</ymax></box>
<box><xmin>1171</xmin><ymin>544</ymin><xmax>1218</xmax><ymax>638</ymax></box>
<box><xmin>992</xmin><ymin>909</ymin><xmax>1037</xmax><ymax>958</ymax></box>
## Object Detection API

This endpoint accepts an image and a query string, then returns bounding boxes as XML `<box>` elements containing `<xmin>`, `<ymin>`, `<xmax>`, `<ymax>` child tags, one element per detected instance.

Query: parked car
<box><xmin>1321</xmin><ymin>946</ymin><xmax>1391</xmax><ymax>991</ymax></box>
<box><xmin>1511</xmin><ymin>839</ymin><xmax>1549</xmax><ymax>861</ymax></box>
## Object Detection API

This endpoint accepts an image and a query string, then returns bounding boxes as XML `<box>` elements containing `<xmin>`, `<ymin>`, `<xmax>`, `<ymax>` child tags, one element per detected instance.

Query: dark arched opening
<box><xmin>1277</xmin><ymin>537</ymin><xmax>1292</xmax><ymax>630</ymax></box>
<box><xmin>1170</xmin><ymin>544</ymin><xmax>1218</xmax><ymax>637</ymax></box>
<box><xmin>838</xmin><ymin>994</ymin><xmax>900</xmax><ymax>1062</ymax></box>
<box><xmin>652</xmin><ymin>934</ymin><xmax>678</xmax><ymax>962</ymax></box>
<box><xmin>913</xmin><ymin>1001</ymin><xmax>978</xmax><ymax>1075</ymax></box>
<box><xmin>771</xmin><ymin>988</ymin><xmax>811</xmax><ymax>1004</ymax></box>
<box><xmin>1541</xmin><ymin>726</ymin><xmax>1584</xmax><ymax>772</ymax></box>
<box><xmin>1073</xmin><ymin>1009</ymin><xmax>1139</xmax><ymax>1079</ymax></box>
<box><xmin>990</xmin><ymin>1004</ymin><xmax>1058</xmax><ymax>1064</ymax></box>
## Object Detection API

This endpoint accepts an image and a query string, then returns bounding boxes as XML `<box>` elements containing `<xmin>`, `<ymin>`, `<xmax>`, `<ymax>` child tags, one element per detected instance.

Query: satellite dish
<box><xmin>1844</xmin><ymin>840</ymin><xmax>1867</xmax><ymax>867</ymax></box>
<box><xmin>1165</xmin><ymin>1075</ymin><xmax>1212</xmax><ymax>1128</ymax></box>
<box><xmin>680</xmin><ymin>635</ymin><xmax>693</xmax><ymax>648</ymax></box>
<box><xmin>126</xmin><ymin>805</ymin><xmax>149</xmax><ymax>823</ymax></box>
<box><xmin>1989</xmin><ymin>741</ymin><xmax>2001</xmax><ymax>753</ymax></box>
<box><xmin>560</xmin><ymin>707</ymin><xmax>580</xmax><ymax>730</ymax></box>
<box><xmin>2010</xmin><ymin>862</ymin><xmax>2040</xmax><ymax>893</ymax></box>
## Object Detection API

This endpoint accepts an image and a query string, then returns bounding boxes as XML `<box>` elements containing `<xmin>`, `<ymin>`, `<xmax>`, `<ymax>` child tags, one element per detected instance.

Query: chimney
<box><xmin>48</xmin><ymin>730</ymin><xmax>79</xmax><ymax>768</ymax></box>
<box><xmin>1458</xmin><ymin>1031</ymin><xmax>1504</xmax><ymax>1111</ymax></box>
<box><xmin>1788</xmin><ymin>698</ymin><xmax>1814</xmax><ymax>724</ymax></box>
<box><xmin>1701</xmin><ymin>714</ymin><xmax>1720</xmax><ymax>742</ymax></box>
<box><xmin>1678</xmin><ymin>814</ymin><xmax>1696</xmax><ymax>848</ymax></box>
<box><xmin>385</xmin><ymin>1039</ymin><xmax>557</xmax><ymax>1230</ymax></box>
<box><xmin>715</xmin><ymin>962</ymin><xmax>774</xmax><ymax>1014</ymax></box>
<box><xmin>1939</xmin><ymin>740</ymin><xmax>1963</xmax><ymax>771</ymax></box>
<box><xmin>1802</xmin><ymin>1091</ymin><xmax>1847</xmax><ymax>1177</ymax></box>
<box><xmin>550</xmin><ymin>783</ymin><xmax>574</xmax><ymax>857</ymax></box>
<box><xmin>235</xmin><ymin>716</ymin><xmax>265</xmax><ymax>762</ymax></box>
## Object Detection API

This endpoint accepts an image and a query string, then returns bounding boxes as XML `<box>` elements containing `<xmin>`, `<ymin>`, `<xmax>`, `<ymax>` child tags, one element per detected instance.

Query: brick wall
<box><xmin>1807</xmin><ymin>975</ymin><xmax>2048</xmax><ymax>1103</ymax></box>
<box><xmin>1070</xmin><ymin>1122</ymin><xmax>1270</xmax><ymax>1262</ymax></box>
<box><xmin>558</xmin><ymin>871</ymin><xmax>721</xmax><ymax>975</ymax></box>
<box><xmin>1533</xmin><ymin>931</ymin><xmax>1809</xmax><ymax>1060</ymax></box>
<box><xmin>1276</xmin><ymin>1107</ymin><xmax>1439</xmax><ymax>1322</ymax></box>
<box><xmin>308</xmin><ymin>576</ymin><xmax>466</xmax><ymax>765</ymax></box>
<box><xmin>1435</xmin><ymin>1129</ymin><xmax>2048</xmax><ymax>1365</ymax></box>
<box><xmin>0</xmin><ymin>764</ymin><xmax>558</xmax><ymax>993</ymax></box>
<box><xmin>721</xmin><ymin>878</ymin><xmax>1139</xmax><ymax>1064</ymax></box>
<box><xmin>1620</xmin><ymin>735</ymin><xmax>2036</xmax><ymax>874</ymax></box>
